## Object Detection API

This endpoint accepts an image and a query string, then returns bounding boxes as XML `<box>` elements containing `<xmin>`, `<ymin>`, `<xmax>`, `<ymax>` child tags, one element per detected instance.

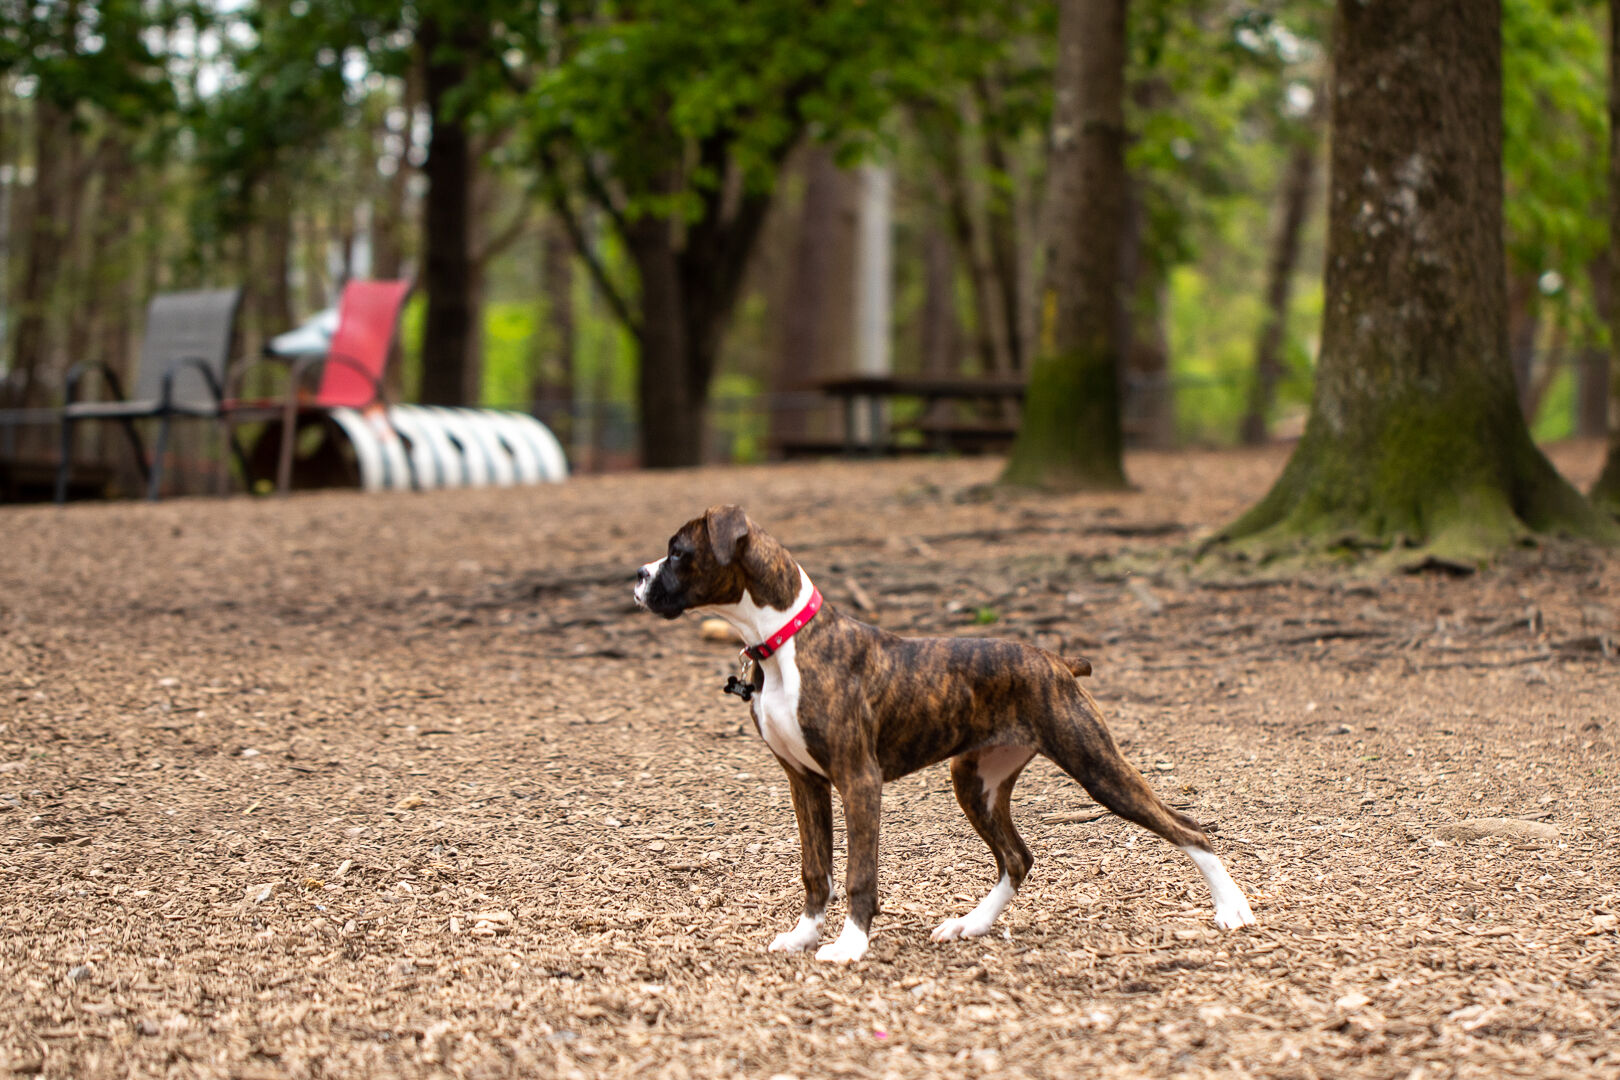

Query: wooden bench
<box><xmin>815</xmin><ymin>375</ymin><xmax>1026</xmax><ymax>456</ymax></box>
<box><xmin>775</xmin><ymin>437</ymin><xmax>935</xmax><ymax>460</ymax></box>
<box><xmin>907</xmin><ymin>418</ymin><xmax>1020</xmax><ymax>455</ymax></box>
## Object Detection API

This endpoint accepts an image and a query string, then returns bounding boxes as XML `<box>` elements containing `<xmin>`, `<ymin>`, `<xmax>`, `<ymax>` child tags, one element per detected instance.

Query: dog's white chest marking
<box><xmin>754</xmin><ymin>638</ymin><xmax>824</xmax><ymax>777</ymax></box>
<box><xmin>696</xmin><ymin>570</ymin><xmax>826</xmax><ymax>778</ymax></box>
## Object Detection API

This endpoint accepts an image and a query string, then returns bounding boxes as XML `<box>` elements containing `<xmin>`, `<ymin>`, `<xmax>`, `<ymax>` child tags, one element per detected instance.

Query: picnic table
<box><xmin>815</xmin><ymin>374</ymin><xmax>1026</xmax><ymax>456</ymax></box>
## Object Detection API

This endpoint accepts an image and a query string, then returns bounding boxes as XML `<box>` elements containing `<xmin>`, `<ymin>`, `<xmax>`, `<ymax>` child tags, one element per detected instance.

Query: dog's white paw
<box><xmin>1184</xmin><ymin>847</ymin><xmax>1256</xmax><ymax>931</ymax></box>
<box><xmin>931</xmin><ymin>915</ymin><xmax>994</xmax><ymax>942</ymax></box>
<box><xmin>813</xmin><ymin>918</ymin><xmax>868</xmax><ymax>963</ymax></box>
<box><xmin>768</xmin><ymin>914</ymin><xmax>823</xmax><ymax>953</ymax></box>
<box><xmin>931</xmin><ymin>875</ymin><xmax>1015</xmax><ymax>943</ymax></box>
<box><xmin>1213</xmin><ymin>895</ymin><xmax>1256</xmax><ymax>930</ymax></box>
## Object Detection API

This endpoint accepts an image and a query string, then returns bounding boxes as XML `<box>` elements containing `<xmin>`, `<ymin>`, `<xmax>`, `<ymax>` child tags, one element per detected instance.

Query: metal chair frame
<box><xmin>56</xmin><ymin>356</ymin><xmax>248</xmax><ymax>503</ymax></box>
<box><xmin>224</xmin><ymin>351</ymin><xmax>391</xmax><ymax>493</ymax></box>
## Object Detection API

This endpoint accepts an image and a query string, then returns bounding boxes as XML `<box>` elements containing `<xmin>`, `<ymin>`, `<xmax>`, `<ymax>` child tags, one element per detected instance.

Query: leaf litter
<box><xmin>0</xmin><ymin>441</ymin><xmax>1615</xmax><ymax>1077</ymax></box>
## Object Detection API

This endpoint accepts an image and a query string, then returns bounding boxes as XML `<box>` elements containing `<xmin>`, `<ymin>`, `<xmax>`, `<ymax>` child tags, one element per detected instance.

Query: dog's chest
<box><xmin>752</xmin><ymin>644</ymin><xmax>825</xmax><ymax>777</ymax></box>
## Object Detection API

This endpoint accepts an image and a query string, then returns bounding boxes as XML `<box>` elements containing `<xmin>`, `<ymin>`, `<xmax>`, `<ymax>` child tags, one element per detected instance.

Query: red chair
<box><xmin>225</xmin><ymin>279</ymin><xmax>412</xmax><ymax>492</ymax></box>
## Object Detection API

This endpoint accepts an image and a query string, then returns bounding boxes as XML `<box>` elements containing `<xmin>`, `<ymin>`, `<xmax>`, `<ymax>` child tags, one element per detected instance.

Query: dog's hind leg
<box><xmin>770</xmin><ymin>768</ymin><xmax>834</xmax><ymax>953</ymax></box>
<box><xmin>933</xmin><ymin>746</ymin><xmax>1037</xmax><ymax>942</ymax></box>
<box><xmin>1039</xmin><ymin>689</ymin><xmax>1256</xmax><ymax>929</ymax></box>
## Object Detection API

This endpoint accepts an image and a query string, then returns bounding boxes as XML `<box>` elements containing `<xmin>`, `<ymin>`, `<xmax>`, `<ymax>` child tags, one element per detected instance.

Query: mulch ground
<box><xmin>1</xmin><ymin>441</ymin><xmax>1617</xmax><ymax>1079</ymax></box>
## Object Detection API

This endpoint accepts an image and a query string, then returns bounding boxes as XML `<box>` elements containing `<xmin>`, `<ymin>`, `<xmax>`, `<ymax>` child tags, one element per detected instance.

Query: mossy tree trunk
<box><xmin>1000</xmin><ymin>0</ymin><xmax>1128</xmax><ymax>491</ymax></box>
<box><xmin>1592</xmin><ymin>0</ymin><xmax>1620</xmax><ymax>516</ymax></box>
<box><xmin>1224</xmin><ymin>0</ymin><xmax>1614</xmax><ymax>560</ymax></box>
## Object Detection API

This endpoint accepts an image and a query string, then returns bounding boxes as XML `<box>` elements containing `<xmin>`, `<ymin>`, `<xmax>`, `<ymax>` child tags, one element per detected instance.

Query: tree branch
<box><xmin>474</xmin><ymin>201</ymin><xmax>532</xmax><ymax>269</ymax></box>
<box><xmin>578</xmin><ymin>152</ymin><xmax>633</xmax><ymax>241</ymax></box>
<box><xmin>538</xmin><ymin>147</ymin><xmax>641</xmax><ymax>338</ymax></box>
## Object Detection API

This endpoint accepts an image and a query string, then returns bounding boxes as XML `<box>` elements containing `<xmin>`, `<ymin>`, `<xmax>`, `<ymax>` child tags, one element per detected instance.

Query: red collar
<box><xmin>743</xmin><ymin>587</ymin><xmax>823</xmax><ymax>662</ymax></box>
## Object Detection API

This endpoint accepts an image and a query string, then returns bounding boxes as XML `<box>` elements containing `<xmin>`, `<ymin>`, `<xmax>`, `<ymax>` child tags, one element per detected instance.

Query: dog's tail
<box><xmin>1064</xmin><ymin>656</ymin><xmax>1093</xmax><ymax>678</ymax></box>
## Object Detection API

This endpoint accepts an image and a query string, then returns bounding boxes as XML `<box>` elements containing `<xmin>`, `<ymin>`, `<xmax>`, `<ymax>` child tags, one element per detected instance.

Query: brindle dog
<box><xmin>635</xmin><ymin>505</ymin><xmax>1255</xmax><ymax>963</ymax></box>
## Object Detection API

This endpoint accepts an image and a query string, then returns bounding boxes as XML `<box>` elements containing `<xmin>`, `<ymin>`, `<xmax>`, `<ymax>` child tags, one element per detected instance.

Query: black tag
<box><xmin>723</xmin><ymin>675</ymin><xmax>755</xmax><ymax>702</ymax></box>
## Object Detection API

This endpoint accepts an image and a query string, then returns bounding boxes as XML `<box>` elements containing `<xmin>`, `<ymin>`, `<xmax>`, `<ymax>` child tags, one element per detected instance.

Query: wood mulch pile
<box><xmin>0</xmin><ymin>441</ymin><xmax>1616</xmax><ymax>1079</ymax></box>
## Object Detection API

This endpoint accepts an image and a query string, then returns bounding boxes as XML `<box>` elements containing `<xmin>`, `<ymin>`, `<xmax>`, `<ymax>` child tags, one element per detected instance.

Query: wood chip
<box><xmin>3</xmin><ymin>445</ymin><xmax>1615</xmax><ymax>1078</ymax></box>
<box><xmin>1433</xmin><ymin>818</ymin><xmax>1560</xmax><ymax>842</ymax></box>
<box><xmin>700</xmin><ymin>619</ymin><xmax>740</xmax><ymax>643</ymax></box>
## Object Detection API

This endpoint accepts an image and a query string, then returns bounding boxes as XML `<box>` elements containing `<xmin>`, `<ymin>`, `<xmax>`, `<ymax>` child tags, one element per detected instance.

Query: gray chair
<box><xmin>55</xmin><ymin>287</ymin><xmax>245</xmax><ymax>502</ymax></box>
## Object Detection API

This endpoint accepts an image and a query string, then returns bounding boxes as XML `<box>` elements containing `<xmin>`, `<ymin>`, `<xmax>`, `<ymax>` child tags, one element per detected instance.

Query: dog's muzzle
<box><xmin>633</xmin><ymin>558</ymin><xmax>663</xmax><ymax>609</ymax></box>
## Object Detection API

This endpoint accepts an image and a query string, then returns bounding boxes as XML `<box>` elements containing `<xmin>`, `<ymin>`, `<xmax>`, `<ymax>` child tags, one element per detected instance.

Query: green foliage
<box><xmin>397</xmin><ymin>294</ymin><xmax>426</xmax><ymax>402</ymax></box>
<box><xmin>521</xmin><ymin>0</ymin><xmax>944</xmax><ymax>214</ymax></box>
<box><xmin>1126</xmin><ymin>3</ymin><xmax>1325</xmax><ymax>279</ymax></box>
<box><xmin>15</xmin><ymin>0</ymin><xmax>1620</xmax><ymax>455</ymax></box>
<box><xmin>514</xmin><ymin>0</ymin><xmax>1013</xmax><ymax>348</ymax></box>
<box><xmin>710</xmin><ymin>372</ymin><xmax>767</xmax><ymax>463</ymax></box>
<box><xmin>399</xmin><ymin>296</ymin><xmax>553</xmax><ymax>408</ymax></box>
<box><xmin>1531</xmin><ymin>366</ymin><xmax>1577</xmax><ymax>443</ymax></box>
<box><xmin>1168</xmin><ymin>265</ymin><xmax>1322</xmax><ymax>444</ymax></box>
<box><xmin>187</xmin><ymin>1</ymin><xmax>393</xmax><ymax>232</ymax></box>
<box><xmin>481</xmin><ymin>302</ymin><xmax>540</xmax><ymax>408</ymax></box>
<box><xmin>1</xmin><ymin>0</ymin><xmax>176</xmax><ymax>123</ymax></box>
<box><xmin>1503</xmin><ymin>0</ymin><xmax>1608</xmax><ymax>333</ymax></box>
<box><xmin>569</xmin><ymin>230</ymin><xmax>639</xmax><ymax>403</ymax></box>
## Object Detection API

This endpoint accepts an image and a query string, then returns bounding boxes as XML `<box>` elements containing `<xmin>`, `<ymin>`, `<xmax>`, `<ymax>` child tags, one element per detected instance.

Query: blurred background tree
<box><xmin>0</xmin><ymin>0</ymin><xmax>1613</xmax><ymax>512</ymax></box>
<box><xmin>1222</xmin><ymin>0</ymin><xmax>1615</xmax><ymax>562</ymax></box>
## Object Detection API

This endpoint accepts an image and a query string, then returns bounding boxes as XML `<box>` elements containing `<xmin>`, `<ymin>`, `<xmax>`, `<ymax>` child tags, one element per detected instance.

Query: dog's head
<box><xmin>634</xmin><ymin>505</ymin><xmax>797</xmax><ymax>618</ymax></box>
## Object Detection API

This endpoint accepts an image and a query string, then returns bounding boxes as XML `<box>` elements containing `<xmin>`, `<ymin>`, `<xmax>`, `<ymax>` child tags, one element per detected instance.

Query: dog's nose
<box><xmin>637</xmin><ymin>566</ymin><xmax>652</xmax><ymax>585</ymax></box>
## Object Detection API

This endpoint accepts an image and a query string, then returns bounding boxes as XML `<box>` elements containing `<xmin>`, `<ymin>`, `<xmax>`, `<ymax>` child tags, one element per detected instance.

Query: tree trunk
<box><xmin>302</xmin><ymin>203</ymin><xmax>328</xmax><ymax>313</ymax></box>
<box><xmin>915</xmin><ymin>103</ymin><xmax>1014</xmax><ymax>379</ymax></box>
<box><xmin>919</xmin><ymin>227</ymin><xmax>959</xmax><ymax>377</ymax></box>
<box><xmin>1241</xmin><ymin>114</ymin><xmax>1319</xmax><ymax>445</ymax></box>
<box><xmin>977</xmin><ymin>85</ymin><xmax>1026</xmax><ymax>374</ymax></box>
<box><xmin>1124</xmin><ymin>260</ymin><xmax>1174</xmax><ymax>448</ymax></box>
<box><xmin>1578</xmin><ymin>254</ymin><xmax>1609</xmax><ymax>439</ymax></box>
<box><xmin>1577</xmin><ymin>349</ymin><xmax>1610</xmax><ymax>438</ymax></box>
<box><xmin>1506</xmin><ymin>271</ymin><xmax>1540</xmax><ymax>417</ymax></box>
<box><xmin>1001</xmin><ymin>0</ymin><xmax>1128</xmax><ymax>490</ymax></box>
<box><xmin>609</xmin><ymin>126</ymin><xmax>778</xmax><ymax>469</ymax></box>
<box><xmin>236</xmin><ymin>222</ymin><xmax>264</xmax><ymax>362</ymax></box>
<box><xmin>372</xmin><ymin>62</ymin><xmax>419</xmax><ymax>282</ymax></box>
<box><xmin>61</xmin><ymin>137</ymin><xmax>97</xmax><ymax>379</ymax></box>
<box><xmin>771</xmin><ymin>147</ymin><xmax>853</xmax><ymax>447</ymax></box>
<box><xmin>1117</xmin><ymin>171</ymin><xmax>1175</xmax><ymax>449</ymax></box>
<box><xmin>89</xmin><ymin>135</ymin><xmax>135</xmax><ymax>383</ymax></box>
<box><xmin>627</xmin><ymin>219</ymin><xmax>706</xmax><ymax>467</ymax></box>
<box><xmin>1592</xmin><ymin>0</ymin><xmax>1620</xmax><ymax>514</ymax></box>
<box><xmin>532</xmin><ymin>216</ymin><xmax>576</xmax><ymax>407</ymax></box>
<box><xmin>947</xmin><ymin>158</ymin><xmax>1012</xmax><ymax>378</ymax></box>
<box><xmin>417</xmin><ymin>13</ymin><xmax>478</xmax><ymax>407</ymax></box>
<box><xmin>10</xmin><ymin>97</ymin><xmax>75</xmax><ymax>406</ymax></box>
<box><xmin>1521</xmin><ymin>320</ymin><xmax>1565</xmax><ymax>426</ymax></box>
<box><xmin>1226</xmin><ymin>0</ymin><xmax>1613</xmax><ymax>558</ymax></box>
<box><xmin>263</xmin><ymin>174</ymin><xmax>295</xmax><ymax>332</ymax></box>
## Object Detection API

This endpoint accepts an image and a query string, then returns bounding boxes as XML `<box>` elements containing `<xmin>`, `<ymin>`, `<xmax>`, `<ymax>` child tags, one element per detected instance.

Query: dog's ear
<box><xmin>704</xmin><ymin>505</ymin><xmax>752</xmax><ymax>567</ymax></box>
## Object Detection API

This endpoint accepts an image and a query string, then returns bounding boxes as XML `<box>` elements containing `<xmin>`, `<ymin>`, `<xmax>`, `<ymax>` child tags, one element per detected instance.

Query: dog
<box><xmin>634</xmin><ymin>505</ymin><xmax>1255</xmax><ymax>963</ymax></box>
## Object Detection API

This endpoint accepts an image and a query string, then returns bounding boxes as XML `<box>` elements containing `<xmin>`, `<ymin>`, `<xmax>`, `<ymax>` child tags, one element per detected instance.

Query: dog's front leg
<box><xmin>769</xmin><ymin>768</ymin><xmax>833</xmax><ymax>953</ymax></box>
<box><xmin>816</xmin><ymin>764</ymin><xmax>881</xmax><ymax>963</ymax></box>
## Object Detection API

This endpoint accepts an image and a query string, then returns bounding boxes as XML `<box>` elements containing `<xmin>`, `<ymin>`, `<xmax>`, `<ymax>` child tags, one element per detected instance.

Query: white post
<box><xmin>349</xmin><ymin>202</ymin><xmax>374</xmax><ymax>283</ymax></box>
<box><xmin>852</xmin><ymin>162</ymin><xmax>893</xmax><ymax>444</ymax></box>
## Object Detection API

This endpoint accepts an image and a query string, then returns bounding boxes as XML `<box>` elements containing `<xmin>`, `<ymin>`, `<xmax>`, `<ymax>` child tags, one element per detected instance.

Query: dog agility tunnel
<box><xmin>324</xmin><ymin>405</ymin><xmax>568</xmax><ymax>492</ymax></box>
